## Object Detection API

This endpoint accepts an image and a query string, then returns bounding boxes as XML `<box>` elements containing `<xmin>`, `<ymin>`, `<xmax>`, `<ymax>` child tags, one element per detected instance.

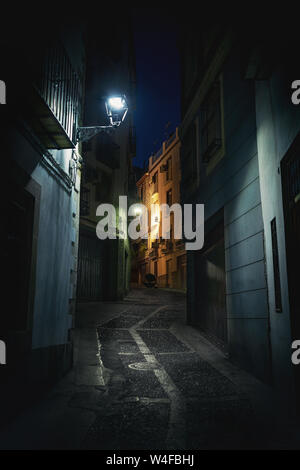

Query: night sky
<box><xmin>131</xmin><ymin>8</ymin><xmax>181</xmax><ymax>169</ymax></box>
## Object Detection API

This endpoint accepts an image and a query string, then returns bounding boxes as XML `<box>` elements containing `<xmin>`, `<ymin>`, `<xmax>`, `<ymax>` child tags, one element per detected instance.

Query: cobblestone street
<box><xmin>0</xmin><ymin>289</ymin><xmax>299</xmax><ymax>450</ymax></box>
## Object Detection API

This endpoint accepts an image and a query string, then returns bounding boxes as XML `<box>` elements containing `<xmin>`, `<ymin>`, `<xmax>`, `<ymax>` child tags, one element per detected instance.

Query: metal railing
<box><xmin>35</xmin><ymin>40</ymin><xmax>82</xmax><ymax>144</ymax></box>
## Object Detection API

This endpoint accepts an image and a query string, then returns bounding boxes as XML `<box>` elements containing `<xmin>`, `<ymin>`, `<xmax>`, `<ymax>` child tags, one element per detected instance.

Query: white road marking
<box><xmin>129</xmin><ymin>305</ymin><xmax>186</xmax><ymax>450</ymax></box>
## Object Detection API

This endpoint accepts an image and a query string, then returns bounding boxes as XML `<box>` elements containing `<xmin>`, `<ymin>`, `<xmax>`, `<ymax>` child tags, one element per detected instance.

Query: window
<box><xmin>200</xmin><ymin>78</ymin><xmax>223</xmax><ymax>164</ymax></box>
<box><xmin>166</xmin><ymin>189</ymin><xmax>172</xmax><ymax>206</ymax></box>
<box><xmin>166</xmin><ymin>157</ymin><xmax>172</xmax><ymax>181</ymax></box>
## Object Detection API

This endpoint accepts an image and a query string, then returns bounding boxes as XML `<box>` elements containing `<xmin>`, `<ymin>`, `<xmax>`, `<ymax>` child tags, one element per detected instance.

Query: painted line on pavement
<box><xmin>129</xmin><ymin>305</ymin><xmax>186</xmax><ymax>450</ymax></box>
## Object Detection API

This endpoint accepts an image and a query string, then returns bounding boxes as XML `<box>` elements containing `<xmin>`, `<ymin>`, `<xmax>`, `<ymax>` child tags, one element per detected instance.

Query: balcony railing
<box><xmin>32</xmin><ymin>40</ymin><xmax>82</xmax><ymax>149</ymax></box>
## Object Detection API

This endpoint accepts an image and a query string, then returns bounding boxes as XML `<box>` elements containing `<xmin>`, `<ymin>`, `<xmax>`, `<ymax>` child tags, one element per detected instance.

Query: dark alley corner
<box><xmin>1</xmin><ymin>6</ymin><xmax>300</xmax><ymax>453</ymax></box>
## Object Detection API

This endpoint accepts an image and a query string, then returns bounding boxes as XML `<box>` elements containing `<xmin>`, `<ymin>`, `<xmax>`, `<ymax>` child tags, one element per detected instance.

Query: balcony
<box><xmin>13</xmin><ymin>40</ymin><xmax>81</xmax><ymax>149</ymax></box>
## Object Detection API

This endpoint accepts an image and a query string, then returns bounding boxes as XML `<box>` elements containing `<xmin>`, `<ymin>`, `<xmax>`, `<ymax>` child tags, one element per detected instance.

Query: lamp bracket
<box><xmin>76</xmin><ymin>125</ymin><xmax>114</xmax><ymax>143</ymax></box>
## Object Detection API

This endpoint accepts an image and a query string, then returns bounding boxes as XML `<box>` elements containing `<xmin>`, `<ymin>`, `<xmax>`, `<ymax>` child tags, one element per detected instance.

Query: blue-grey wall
<box><xmin>255</xmin><ymin>65</ymin><xmax>300</xmax><ymax>403</ymax></box>
<box><xmin>10</xmin><ymin>130</ymin><xmax>75</xmax><ymax>349</ymax></box>
<box><xmin>195</xmin><ymin>49</ymin><xmax>272</xmax><ymax>382</ymax></box>
<box><xmin>31</xmin><ymin>154</ymin><xmax>74</xmax><ymax>348</ymax></box>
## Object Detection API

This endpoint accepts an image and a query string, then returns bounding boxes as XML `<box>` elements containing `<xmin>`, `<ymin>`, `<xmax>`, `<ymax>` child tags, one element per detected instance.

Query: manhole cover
<box><xmin>128</xmin><ymin>362</ymin><xmax>160</xmax><ymax>371</ymax></box>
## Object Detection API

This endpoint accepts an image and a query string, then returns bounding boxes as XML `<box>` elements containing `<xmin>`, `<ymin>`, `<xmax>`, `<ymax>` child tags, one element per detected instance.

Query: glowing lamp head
<box><xmin>108</xmin><ymin>97</ymin><xmax>125</xmax><ymax>110</ymax></box>
<box><xmin>105</xmin><ymin>95</ymin><xmax>128</xmax><ymax>126</ymax></box>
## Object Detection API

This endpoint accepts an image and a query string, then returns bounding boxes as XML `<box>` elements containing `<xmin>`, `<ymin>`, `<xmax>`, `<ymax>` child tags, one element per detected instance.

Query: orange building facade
<box><xmin>135</xmin><ymin>128</ymin><xmax>186</xmax><ymax>290</ymax></box>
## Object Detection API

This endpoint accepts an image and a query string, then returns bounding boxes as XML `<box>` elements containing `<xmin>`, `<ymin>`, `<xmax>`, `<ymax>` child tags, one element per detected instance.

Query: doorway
<box><xmin>194</xmin><ymin>219</ymin><xmax>227</xmax><ymax>347</ymax></box>
<box><xmin>77</xmin><ymin>229</ymin><xmax>103</xmax><ymax>301</ymax></box>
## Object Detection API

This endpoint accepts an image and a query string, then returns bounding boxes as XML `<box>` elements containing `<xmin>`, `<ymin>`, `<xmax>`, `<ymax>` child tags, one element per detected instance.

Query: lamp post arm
<box><xmin>76</xmin><ymin>125</ymin><xmax>114</xmax><ymax>143</ymax></box>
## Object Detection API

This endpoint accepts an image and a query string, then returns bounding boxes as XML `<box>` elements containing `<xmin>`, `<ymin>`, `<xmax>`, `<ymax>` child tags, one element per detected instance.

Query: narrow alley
<box><xmin>2</xmin><ymin>7</ymin><xmax>300</xmax><ymax>455</ymax></box>
<box><xmin>0</xmin><ymin>289</ymin><xmax>298</xmax><ymax>450</ymax></box>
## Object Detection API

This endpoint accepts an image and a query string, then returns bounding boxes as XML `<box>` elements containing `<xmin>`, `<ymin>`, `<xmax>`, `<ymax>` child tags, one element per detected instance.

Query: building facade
<box><xmin>76</xmin><ymin>12</ymin><xmax>136</xmax><ymax>302</ymax></box>
<box><xmin>0</xmin><ymin>16</ymin><xmax>85</xmax><ymax>421</ymax></box>
<box><xmin>179</xmin><ymin>18</ymin><xmax>300</xmax><ymax>412</ymax></box>
<box><xmin>135</xmin><ymin>128</ymin><xmax>186</xmax><ymax>290</ymax></box>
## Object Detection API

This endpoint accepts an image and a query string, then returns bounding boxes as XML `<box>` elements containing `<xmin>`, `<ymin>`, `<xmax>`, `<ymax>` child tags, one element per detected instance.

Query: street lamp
<box><xmin>76</xmin><ymin>95</ymin><xmax>128</xmax><ymax>143</ymax></box>
<box><xmin>105</xmin><ymin>96</ymin><xmax>128</xmax><ymax>127</ymax></box>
